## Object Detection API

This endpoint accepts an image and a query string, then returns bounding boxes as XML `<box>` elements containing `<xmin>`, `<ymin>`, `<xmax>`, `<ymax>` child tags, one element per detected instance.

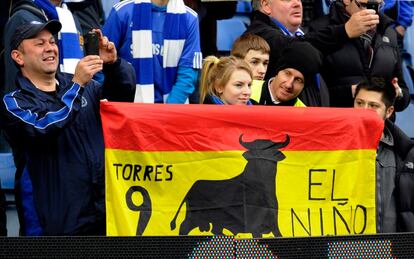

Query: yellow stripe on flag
<box><xmin>105</xmin><ymin>149</ymin><xmax>376</xmax><ymax>237</ymax></box>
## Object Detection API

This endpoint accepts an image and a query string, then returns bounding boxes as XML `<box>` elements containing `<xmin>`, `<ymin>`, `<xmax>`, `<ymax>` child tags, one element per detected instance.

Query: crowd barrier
<box><xmin>1</xmin><ymin>233</ymin><xmax>414</xmax><ymax>258</ymax></box>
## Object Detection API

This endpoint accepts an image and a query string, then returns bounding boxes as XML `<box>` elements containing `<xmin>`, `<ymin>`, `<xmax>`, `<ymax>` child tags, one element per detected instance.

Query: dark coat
<box><xmin>0</xmin><ymin>59</ymin><xmax>134</xmax><ymax>236</ymax></box>
<box><xmin>0</xmin><ymin>72</ymin><xmax>106</xmax><ymax>235</ymax></box>
<box><xmin>308</xmin><ymin>3</ymin><xmax>410</xmax><ymax>111</ymax></box>
<box><xmin>387</xmin><ymin>120</ymin><xmax>414</xmax><ymax>232</ymax></box>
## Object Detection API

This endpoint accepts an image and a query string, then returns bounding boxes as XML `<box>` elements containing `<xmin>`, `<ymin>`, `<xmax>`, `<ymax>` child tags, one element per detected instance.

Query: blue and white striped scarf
<box><xmin>271</xmin><ymin>18</ymin><xmax>304</xmax><ymax>37</ymax></box>
<box><xmin>33</xmin><ymin>0</ymin><xmax>83</xmax><ymax>74</ymax></box>
<box><xmin>132</xmin><ymin>0</ymin><xmax>191</xmax><ymax>103</ymax></box>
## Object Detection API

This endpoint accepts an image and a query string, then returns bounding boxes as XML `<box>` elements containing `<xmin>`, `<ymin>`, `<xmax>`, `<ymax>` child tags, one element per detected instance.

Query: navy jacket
<box><xmin>0</xmin><ymin>71</ymin><xmax>109</xmax><ymax>235</ymax></box>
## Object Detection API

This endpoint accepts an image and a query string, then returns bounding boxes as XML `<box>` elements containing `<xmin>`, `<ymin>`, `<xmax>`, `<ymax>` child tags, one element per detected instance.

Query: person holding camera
<box><xmin>0</xmin><ymin>20</ymin><xmax>128</xmax><ymax>236</ymax></box>
<box><xmin>308</xmin><ymin>0</ymin><xmax>410</xmax><ymax>114</ymax></box>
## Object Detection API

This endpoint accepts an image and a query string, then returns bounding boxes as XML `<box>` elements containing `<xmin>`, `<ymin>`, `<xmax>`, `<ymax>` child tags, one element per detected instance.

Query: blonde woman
<box><xmin>199</xmin><ymin>56</ymin><xmax>253</xmax><ymax>105</ymax></box>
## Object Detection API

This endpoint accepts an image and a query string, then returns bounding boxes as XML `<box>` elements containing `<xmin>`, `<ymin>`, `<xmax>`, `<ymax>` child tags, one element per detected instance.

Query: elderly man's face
<box><xmin>262</xmin><ymin>0</ymin><xmax>303</xmax><ymax>33</ymax></box>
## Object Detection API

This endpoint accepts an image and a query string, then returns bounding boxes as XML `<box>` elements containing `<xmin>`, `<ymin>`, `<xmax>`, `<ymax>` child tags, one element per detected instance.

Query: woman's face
<box><xmin>218</xmin><ymin>69</ymin><xmax>252</xmax><ymax>105</ymax></box>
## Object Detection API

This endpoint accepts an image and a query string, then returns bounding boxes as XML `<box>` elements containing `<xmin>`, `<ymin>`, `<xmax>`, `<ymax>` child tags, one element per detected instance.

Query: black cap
<box><xmin>275</xmin><ymin>41</ymin><xmax>322</xmax><ymax>85</ymax></box>
<box><xmin>11</xmin><ymin>20</ymin><xmax>62</xmax><ymax>50</ymax></box>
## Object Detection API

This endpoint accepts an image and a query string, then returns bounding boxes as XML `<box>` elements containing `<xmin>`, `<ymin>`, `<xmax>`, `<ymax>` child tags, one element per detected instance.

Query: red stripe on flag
<box><xmin>100</xmin><ymin>102</ymin><xmax>383</xmax><ymax>151</ymax></box>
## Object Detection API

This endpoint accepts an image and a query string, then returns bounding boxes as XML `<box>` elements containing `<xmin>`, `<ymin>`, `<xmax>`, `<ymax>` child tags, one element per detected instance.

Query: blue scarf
<box><xmin>132</xmin><ymin>0</ymin><xmax>189</xmax><ymax>103</ymax></box>
<box><xmin>210</xmin><ymin>95</ymin><xmax>252</xmax><ymax>105</ymax></box>
<box><xmin>271</xmin><ymin>18</ymin><xmax>304</xmax><ymax>37</ymax></box>
<box><xmin>33</xmin><ymin>0</ymin><xmax>83</xmax><ymax>74</ymax></box>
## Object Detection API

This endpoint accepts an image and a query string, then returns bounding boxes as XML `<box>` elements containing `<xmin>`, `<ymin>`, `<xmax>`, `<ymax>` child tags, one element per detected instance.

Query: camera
<box><xmin>366</xmin><ymin>0</ymin><xmax>379</xmax><ymax>13</ymax></box>
<box><xmin>84</xmin><ymin>31</ymin><xmax>99</xmax><ymax>56</ymax></box>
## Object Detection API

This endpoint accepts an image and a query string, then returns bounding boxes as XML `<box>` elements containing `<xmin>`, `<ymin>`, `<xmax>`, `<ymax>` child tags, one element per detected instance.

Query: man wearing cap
<box><xmin>250</xmin><ymin>41</ymin><xmax>322</xmax><ymax>106</ymax></box>
<box><xmin>0</xmin><ymin>20</ymin><xmax>125</xmax><ymax>236</ymax></box>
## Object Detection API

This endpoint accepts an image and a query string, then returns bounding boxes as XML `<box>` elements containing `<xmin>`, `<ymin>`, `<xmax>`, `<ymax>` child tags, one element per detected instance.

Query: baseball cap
<box><xmin>11</xmin><ymin>20</ymin><xmax>62</xmax><ymax>50</ymax></box>
<box><xmin>275</xmin><ymin>41</ymin><xmax>323</xmax><ymax>85</ymax></box>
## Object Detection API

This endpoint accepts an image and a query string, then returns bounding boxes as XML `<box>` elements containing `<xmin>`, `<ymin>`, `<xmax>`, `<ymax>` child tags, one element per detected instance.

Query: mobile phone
<box><xmin>366</xmin><ymin>0</ymin><xmax>379</xmax><ymax>13</ymax></box>
<box><xmin>84</xmin><ymin>31</ymin><xmax>99</xmax><ymax>56</ymax></box>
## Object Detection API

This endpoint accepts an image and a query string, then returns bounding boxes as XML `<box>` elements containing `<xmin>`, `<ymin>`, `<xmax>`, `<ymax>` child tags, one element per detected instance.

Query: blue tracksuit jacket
<box><xmin>0</xmin><ymin>72</ymin><xmax>105</xmax><ymax>235</ymax></box>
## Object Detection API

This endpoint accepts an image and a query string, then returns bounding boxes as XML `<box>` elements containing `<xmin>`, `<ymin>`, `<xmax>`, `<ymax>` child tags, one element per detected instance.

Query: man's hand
<box><xmin>72</xmin><ymin>56</ymin><xmax>103</xmax><ymax>86</ymax></box>
<box><xmin>91</xmin><ymin>29</ymin><xmax>117</xmax><ymax>64</ymax></box>
<box><xmin>395</xmin><ymin>25</ymin><xmax>406</xmax><ymax>37</ymax></box>
<box><xmin>345</xmin><ymin>9</ymin><xmax>379</xmax><ymax>38</ymax></box>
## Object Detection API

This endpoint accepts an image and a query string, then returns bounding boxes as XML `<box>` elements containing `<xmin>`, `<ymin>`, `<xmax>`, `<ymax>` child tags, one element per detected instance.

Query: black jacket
<box><xmin>309</xmin><ymin>3</ymin><xmax>410</xmax><ymax>111</ymax></box>
<box><xmin>387</xmin><ymin>120</ymin><xmax>414</xmax><ymax>232</ymax></box>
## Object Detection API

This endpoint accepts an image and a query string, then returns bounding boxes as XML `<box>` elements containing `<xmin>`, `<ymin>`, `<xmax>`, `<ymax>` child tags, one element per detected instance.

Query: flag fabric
<box><xmin>101</xmin><ymin>103</ymin><xmax>384</xmax><ymax>237</ymax></box>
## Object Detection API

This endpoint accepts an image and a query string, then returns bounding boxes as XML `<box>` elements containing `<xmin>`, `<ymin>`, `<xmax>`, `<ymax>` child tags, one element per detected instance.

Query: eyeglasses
<box><xmin>354</xmin><ymin>0</ymin><xmax>383</xmax><ymax>11</ymax></box>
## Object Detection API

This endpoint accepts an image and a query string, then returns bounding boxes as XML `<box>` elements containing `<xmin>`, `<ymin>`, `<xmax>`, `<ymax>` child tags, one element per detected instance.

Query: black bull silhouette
<box><xmin>170</xmin><ymin>134</ymin><xmax>290</xmax><ymax>237</ymax></box>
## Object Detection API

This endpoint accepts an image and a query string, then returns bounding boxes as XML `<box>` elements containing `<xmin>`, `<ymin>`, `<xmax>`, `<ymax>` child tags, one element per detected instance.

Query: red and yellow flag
<box><xmin>101</xmin><ymin>103</ymin><xmax>383</xmax><ymax>237</ymax></box>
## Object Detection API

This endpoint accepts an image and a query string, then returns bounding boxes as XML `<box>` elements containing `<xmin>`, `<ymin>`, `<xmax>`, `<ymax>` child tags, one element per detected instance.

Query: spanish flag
<box><xmin>101</xmin><ymin>103</ymin><xmax>383</xmax><ymax>237</ymax></box>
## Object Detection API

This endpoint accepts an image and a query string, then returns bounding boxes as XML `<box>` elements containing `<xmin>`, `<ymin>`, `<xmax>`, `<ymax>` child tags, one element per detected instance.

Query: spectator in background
<box><xmin>250</xmin><ymin>41</ymin><xmax>322</xmax><ymax>107</ymax></box>
<box><xmin>244</xmin><ymin>0</ymin><xmax>379</xmax><ymax>106</ymax></box>
<box><xmin>103</xmin><ymin>0</ymin><xmax>202</xmax><ymax>103</ymax></box>
<box><xmin>301</xmin><ymin>0</ymin><xmax>328</xmax><ymax>29</ymax></box>
<box><xmin>0</xmin><ymin>20</ymin><xmax>131</xmax><ymax>235</ymax></box>
<box><xmin>353</xmin><ymin>77</ymin><xmax>414</xmax><ymax>233</ymax></box>
<box><xmin>231</xmin><ymin>34</ymin><xmax>270</xmax><ymax>81</ymax></box>
<box><xmin>183</xmin><ymin>0</ymin><xmax>238</xmax><ymax>57</ymax></box>
<box><xmin>383</xmin><ymin>0</ymin><xmax>414</xmax><ymax>50</ymax></box>
<box><xmin>199</xmin><ymin>56</ymin><xmax>252</xmax><ymax>105</ymax></box>
<box><xmin>309</xmin><ymin>0</ymin><xmax>410</xmax><ymax>114</ymax></box>
<box><xmin>64</xmin><ymin>0</ymin><xmax>104</xmax><ymax>36</ymax></box>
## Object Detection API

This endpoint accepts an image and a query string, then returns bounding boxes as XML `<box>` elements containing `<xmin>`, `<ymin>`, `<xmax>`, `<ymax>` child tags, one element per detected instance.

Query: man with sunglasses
<box><xmin>308</xmin><ymin>0</ymin><xmax>410</xmax><ymax>116</ymax></box>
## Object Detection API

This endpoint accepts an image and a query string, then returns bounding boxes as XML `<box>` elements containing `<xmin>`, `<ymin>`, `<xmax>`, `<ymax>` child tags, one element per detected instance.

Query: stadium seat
<box><xmin>0</xmin><ymin>153</ymin><xmax>15</xmax><ymax>190</ymax></box>
<box><xmin>396</xmin><ymin>98</ymin><xmax>414</xmax><ymax>139</ymax></box>
<box><xmin>401</xmin><ymin>57</ymin><xmax>414</xmax><ymax>95</ymax></box>
<box><xmin>404</xmin><ymin>24</ymin><xmax>414</xmax><ymax>61</ymax></box>
<box><xmin>236</xmin><ymin>0</ymin><xmax>252</xmax><ymax>13</ymax></box>
<box><xmin>217</xmin><ymin>18</ymin><xmax>247</xmax><ymax>53</ymax></box>
<box><xmin>234</xmin><ymin>0</ymin><xmax>252</xmax><ymax>26</ymax></box>
<box><xmin>402</xmin><ymin>24</ymin><xmax>414</xmax><ymax>95</ymax></box>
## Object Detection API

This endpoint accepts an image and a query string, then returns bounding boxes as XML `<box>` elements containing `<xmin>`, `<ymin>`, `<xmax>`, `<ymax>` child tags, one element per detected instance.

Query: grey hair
<box><xmin>252</xmin><ymin>0</ymin><xmax>269</xmax><ymax>11</ymax></box>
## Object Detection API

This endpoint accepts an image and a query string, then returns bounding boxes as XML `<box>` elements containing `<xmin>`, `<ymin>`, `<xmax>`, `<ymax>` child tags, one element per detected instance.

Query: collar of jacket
<box><xmin>250</xmin><ymin>10</ymin><xmax>281</xmax><ymax>30</ymax></box>
<box><xmin>16</xmin><ymin>72</ymin><xmax>69</xmax><ymax>102</ymax></box>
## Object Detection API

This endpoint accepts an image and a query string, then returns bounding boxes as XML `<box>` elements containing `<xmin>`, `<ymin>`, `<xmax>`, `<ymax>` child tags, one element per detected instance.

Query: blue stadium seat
<box><xmin>0</xmin><ymin>153</ymin><xmax>15</xmax><ymax>190</ymax></box>
<box><xmin>234</xmin><ymin>0</ymin><xmax>252</xmax><ymax>26</ymax></box>
<box><xmin>404</xmin><ymin>24</ymin><xmax>414</xmax><ymax>61</ymax></box>
<box><xmin>236</xmin><ymin>0</ymin><xmax>252</xmax><ymax>13</ymax></box>
<box><xmin>403</xmin><ymin>24</ymin><xmax>414</xmax><ymax>95</ymax></box>
<box><xmin>401</xmin><ymin>57</ymin><xmax>414</xmax><ymax>95</ymax></box>
<box><xmin>396</xmin><ymin>98</ymin><xmax>414</xmax><ymax>139</ymax></box>
<box><xmin>217</xmin><ymin>18</ymin><xmax>247</xmax><ymax>53</ymax></box>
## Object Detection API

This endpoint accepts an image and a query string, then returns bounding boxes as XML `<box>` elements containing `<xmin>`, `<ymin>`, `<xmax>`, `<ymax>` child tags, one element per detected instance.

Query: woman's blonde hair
<box><xmin>199</xmin><ymin>56</ymin><xmax>253</xmax><ymax>104</ymax></box>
